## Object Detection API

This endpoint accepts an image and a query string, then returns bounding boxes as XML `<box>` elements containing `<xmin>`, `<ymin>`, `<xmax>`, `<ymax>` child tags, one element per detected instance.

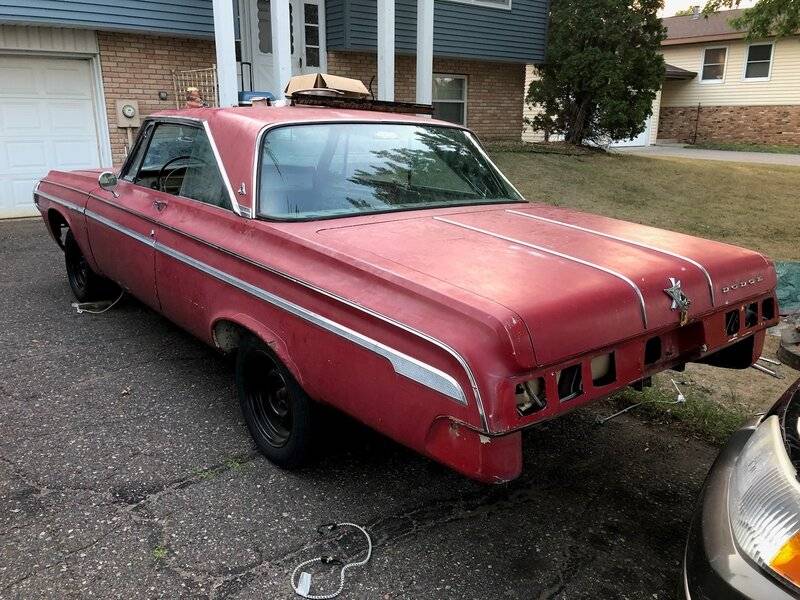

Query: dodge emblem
<box><xmin>664</xmin><ymin>277</ymin><xmax>691</xmax><ymax>325</ymax></box>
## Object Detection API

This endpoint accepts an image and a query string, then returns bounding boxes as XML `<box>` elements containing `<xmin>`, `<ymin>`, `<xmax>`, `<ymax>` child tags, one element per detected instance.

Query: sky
<box><xmin>659</xmin><ymin>0</ymin><xmax>756</xmax><ymax>17</ymax></box>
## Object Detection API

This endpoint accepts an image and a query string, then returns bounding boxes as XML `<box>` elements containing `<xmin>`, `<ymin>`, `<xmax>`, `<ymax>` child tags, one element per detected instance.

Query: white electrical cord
<box><xmin>597</xmin><ymin>379</ymin><xmax>687</xmax><ymax>425</ymax></box>
<box><xmin>71</xmin><ymin>290</ymin><xmax>125</xmax><ymax>315</ymax></box>
<box><xmin>290</xmin><ymin>523</ymin><xmax>372</xmax><ymax>599</ymax></box>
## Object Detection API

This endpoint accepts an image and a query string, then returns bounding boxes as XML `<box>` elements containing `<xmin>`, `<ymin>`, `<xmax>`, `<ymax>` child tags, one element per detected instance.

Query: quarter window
<box><xmin>744</xmin><ymin>43</ymin><xmax>773</xmax><ymax>79</ymax></box>
<box><xmin>701</xmin><ymin>47</ymin><xmax>727</xmax><ymax>82</ymax></box>
<box><xmin>432</xmin><ymin>74</ymin><xmax>467</xmax><ymax>126</ymax></box>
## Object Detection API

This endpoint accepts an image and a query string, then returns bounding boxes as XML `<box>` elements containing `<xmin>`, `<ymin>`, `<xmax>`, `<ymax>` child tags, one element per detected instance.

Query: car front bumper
<box><xmin>682</xmin><ymin>381</ymin><xmax>800</xmax><ymax>600</ymax></box>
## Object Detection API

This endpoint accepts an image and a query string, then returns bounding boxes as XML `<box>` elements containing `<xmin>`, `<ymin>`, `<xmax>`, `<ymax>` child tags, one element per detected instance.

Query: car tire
<box><xmin>64</xmin><ymin>229</ymin><xmax>115</xmax><ymax>303</ymax></box>
<box><xmin>236</xmin><ymin>335</ymin><xmax>315</xmax><ymax>469</ymax></box>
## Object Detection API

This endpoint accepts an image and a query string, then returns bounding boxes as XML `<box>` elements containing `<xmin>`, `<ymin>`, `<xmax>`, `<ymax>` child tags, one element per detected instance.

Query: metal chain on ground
<box><xmin>290</xmin><ymin>522</ymin><xmax>372</xmax><ymax>599</ymax></box>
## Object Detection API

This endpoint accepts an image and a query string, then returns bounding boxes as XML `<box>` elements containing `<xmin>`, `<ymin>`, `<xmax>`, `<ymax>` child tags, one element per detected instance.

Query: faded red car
<box><xmin>35</xmin><ymin>105</ymin><xmax>779</xmax><ymax>483</ymax></box>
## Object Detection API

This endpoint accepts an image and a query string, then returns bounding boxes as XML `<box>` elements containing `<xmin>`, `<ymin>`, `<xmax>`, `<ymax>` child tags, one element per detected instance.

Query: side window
<box><xmin>134</xmin><ymin>123</ymin><xmax>198</xmax><ymax>191</ymax></box>
<box><xmin>132</xmin><ymin>122</ymin><xmax>232</xmax><ymax>211</ymax></box>
<box><xmin>179</xmin><ymin>133</ymin><xmax>232</xmax><ymax>210</ymax></box>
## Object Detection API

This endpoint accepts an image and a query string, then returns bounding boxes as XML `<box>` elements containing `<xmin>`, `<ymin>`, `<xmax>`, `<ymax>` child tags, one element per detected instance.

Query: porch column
<box><xmin>377</xmin><ymin>0</ymin><xmax>395</xmax><ymax>100</ymax></box>
<box><xmin>212</xmin><ymin>0</ymin><xmax>239</xmax><ymax>106</ymax></box>
<box><xmin>415</xmin><ymin>0</ymin><xmax>433</xmax><ymax>105</ymax></box>
<box><xmin>271</xmin><ymin>0</ymin><xmax>293</xmax><ymax>98</ymax></box>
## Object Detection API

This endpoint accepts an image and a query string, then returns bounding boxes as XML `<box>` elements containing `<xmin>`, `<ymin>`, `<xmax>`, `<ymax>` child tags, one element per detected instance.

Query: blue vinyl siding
<box><xmin>1</xmin><ymin>0</ymin><xmax>546</xmax><ymax>61</ymax></box>
<box><xmin>0</xmin><ymin>0</ymin><xmax>215</xmax><ymax>38</ymax></box>
<box><xmin>326</xmin><ymin>0</ymin><xmax>547</xmax><ymax>63</ymax></box>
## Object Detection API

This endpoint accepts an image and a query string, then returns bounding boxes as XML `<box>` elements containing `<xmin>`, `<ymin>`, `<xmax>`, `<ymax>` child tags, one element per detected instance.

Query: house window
<box><xmin>744</xmin><ymin>43</ymin><xmax>773</xmax><ymax>80</ymax></box>
<box><xmin>701</xmin><ymin>47</ymin><xmax>727</xmax><ymax>82</ymax></box>
<box><xmin>445</xmin><ymin>0</ymin><xmax>512</xmax><ymax>9</ymax></box>
<box><xmin>257</xmin><ymin>0</ymin><xmax>272</xmax><ymax>54</ymax></box>
<box><xmin>303</xmin><ymin>2</ymin><xmax>320</xmax><ymax>68</ymax></box>
<box><xmin>433</xmin><ymin>74</ymin><xmax>467</xmax><ymax>125</ymax></box>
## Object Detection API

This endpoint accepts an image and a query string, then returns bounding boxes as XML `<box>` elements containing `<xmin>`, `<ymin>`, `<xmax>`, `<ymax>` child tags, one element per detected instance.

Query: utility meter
<box><xmin>115</xmin><ymin>99</ymin><xmax>141</xmax><ymax>128</ymax></box>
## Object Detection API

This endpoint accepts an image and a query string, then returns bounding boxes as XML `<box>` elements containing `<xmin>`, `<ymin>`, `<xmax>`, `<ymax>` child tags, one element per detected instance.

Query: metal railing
<box><xmin>172</xmin><ymin>66</ymin><xmax>219</xmax><ymax>108</ymax></box>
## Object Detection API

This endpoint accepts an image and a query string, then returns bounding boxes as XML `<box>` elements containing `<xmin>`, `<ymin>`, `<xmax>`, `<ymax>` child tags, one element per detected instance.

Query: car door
<box><xmin>85</xmin><ymin>121</ymin><xmax>161</xmax><ymax>310</ymax></box>
<box><xmin>150</xmin><ymin>122</ymin><xmax>246</xmax><ymax>341</ymax></box>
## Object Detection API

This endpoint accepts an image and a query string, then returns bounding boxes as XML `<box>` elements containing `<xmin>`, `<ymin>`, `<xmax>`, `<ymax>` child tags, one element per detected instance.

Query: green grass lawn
<box><xmin>491</xmin><ymin>151</ymin><xmax>799</xmax><ymax>261</ymax></box>
<box><xmin>490</xmin><ymin>150</ymin><xmax>800</xmax><ymax>444</ymax></box>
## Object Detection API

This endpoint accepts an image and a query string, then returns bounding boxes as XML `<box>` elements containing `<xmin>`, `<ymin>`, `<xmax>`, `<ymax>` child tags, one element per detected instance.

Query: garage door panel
<box><xmin>43</xmin><ymin>65</ymin><xmax>93</xmax><ymax>97</ymax></box>
<box><xmin>53</xmin><ymin>139</ymin><xmax>99</xmax><ymax>168</ymax></box>
<box><xmin>0</xmin><ymin>102</ymin><xmax>44</xmax><ymax>133</ymax></box>
<box><xmin>6</xmin><ymin>141</ymin><xmax>48</xmax><ymax>170</ymax></box>
<box><xmin>0</xmin><ymin>55</ymin><xmax>101</xmax><ymax>218</ymax></box>
<box><xmin>48</xmin><ymin>101</ymin><xmax>97</xmax><ymax>133</ymax></box>
<box><xmin>0</xmin><ymin>65</ymin><xmax>39</xmax><ymax>95</ymax></box>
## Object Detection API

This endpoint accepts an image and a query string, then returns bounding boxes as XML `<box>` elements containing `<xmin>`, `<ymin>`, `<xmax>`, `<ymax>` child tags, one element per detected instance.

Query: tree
<box><xmin>674</xmin><ymin>7</ymin><xmax>698</xmax><ymax>15</ymax></box>
<box><xmin>703</xmin><ymin>0</ymin><xmax>800</xmax><ymax>39</ymax></box>
<box><xmin>526</xmin><ymin>0</ymin><xmax>666</xmax><ymax>146</ymax></box>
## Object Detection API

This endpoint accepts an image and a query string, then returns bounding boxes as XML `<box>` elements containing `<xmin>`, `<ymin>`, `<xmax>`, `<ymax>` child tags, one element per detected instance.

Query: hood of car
<box><xmin>313</xmin><ymin>204</ymin><xmax>775</xmax><ymax>366</ymax></box>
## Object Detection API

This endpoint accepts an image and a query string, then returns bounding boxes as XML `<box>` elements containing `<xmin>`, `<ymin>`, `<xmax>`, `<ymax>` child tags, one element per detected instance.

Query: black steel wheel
<box><xmin>64</xmin><ymin>229</ymin><xmax>115</xmax><ymax>302</ymax></box>
<box><xmin>236</xmin><ymin>335</ymin><xmax>315</xmax><ymax>468</ymax></box>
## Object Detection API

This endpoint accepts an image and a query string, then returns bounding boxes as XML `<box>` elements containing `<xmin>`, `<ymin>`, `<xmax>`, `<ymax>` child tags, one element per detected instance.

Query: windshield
<box><xmin>257</xmin><ymin>123</ymin><xmax>523</xmax><ymax>220</ymax></box>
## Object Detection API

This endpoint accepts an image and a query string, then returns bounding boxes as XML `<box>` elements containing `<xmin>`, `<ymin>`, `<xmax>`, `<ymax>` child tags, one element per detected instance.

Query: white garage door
<box><xmin>609</xmin><ymin>116</ymin><xmax>653</xmax><ymax>148</ymax></box>
<box><xmin>0</xmin><ymin>55</ymin><xmax>102</xmax><ymax>218</ymax></box>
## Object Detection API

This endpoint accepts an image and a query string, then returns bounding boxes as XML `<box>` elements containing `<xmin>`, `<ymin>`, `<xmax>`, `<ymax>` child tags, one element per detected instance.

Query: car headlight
<box><xmin>729</xmin><ymin>415</ymin><xmax>800</xmax><ymax>589</ymax></box>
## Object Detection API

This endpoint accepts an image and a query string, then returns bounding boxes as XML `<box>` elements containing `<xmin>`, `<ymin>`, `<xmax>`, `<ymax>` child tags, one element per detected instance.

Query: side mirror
<box><xmin>98</xmin><ymin>171</ymin><xmax>119</xmax><ymax>197</ymax></box>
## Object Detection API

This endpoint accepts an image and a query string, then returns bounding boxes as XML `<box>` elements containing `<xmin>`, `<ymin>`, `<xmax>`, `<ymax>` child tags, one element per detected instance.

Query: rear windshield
<box><xmin>256</xmin><ymin>123</ymin><xmax>523</xmax><ymax>220</ymax></box>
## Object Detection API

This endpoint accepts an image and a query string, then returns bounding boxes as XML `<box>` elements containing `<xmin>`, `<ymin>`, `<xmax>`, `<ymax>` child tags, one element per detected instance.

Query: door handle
<box><xmin>153</xmin><ymin>200</ymin><xmax>168</xmax><ymax>212</ymax></box>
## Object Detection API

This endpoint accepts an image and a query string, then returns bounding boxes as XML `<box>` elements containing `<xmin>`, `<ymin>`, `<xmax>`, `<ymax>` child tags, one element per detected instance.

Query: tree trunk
<box><xmin>566</xmin><ymin>97</ymin><xmax>591</xmax><ymax>145</ymax></box>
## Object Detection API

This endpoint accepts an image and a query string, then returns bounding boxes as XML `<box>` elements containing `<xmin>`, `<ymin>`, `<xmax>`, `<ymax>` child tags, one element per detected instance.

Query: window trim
<box><xmin>741</xmin><ymin>41</ymin><xmax>774</xmax><ymax>82</ymax></box>
<box><xmin>442</xmin><ymin>0</ymin><xmax>512</xmax><ymax>10</ymax></box>
<box><xmin>699</xmin><ymin>45</ymin><xmax>728</xmax><ymax>84</ymax></box>
<box><xmin>432</xmin><ymin>73</ymin><xmax>468</xmax><ymax>126</ymax></box>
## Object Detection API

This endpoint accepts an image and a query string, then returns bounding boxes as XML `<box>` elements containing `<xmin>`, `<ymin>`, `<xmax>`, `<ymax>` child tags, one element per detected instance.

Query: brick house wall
<box><xmin>658</xmin><ymin>105</ymin><xmax>800</xmax><ymax>145</ymax></box>
<box><xmin>97</xmin><ymin>32</ymin><xmax>216</xmax><ymax>164</ymax></box>
<box><xmin>327</xmin><ymin>51</ymin><xmax>525</xmax><ymax>142</ymax></box>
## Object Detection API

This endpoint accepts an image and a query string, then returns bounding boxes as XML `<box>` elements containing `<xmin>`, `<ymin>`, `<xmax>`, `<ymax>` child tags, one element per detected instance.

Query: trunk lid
<box><xmin>314</xmin><ymin>204</ymin><xmax>775</xmax><ymax>366</ymax></box>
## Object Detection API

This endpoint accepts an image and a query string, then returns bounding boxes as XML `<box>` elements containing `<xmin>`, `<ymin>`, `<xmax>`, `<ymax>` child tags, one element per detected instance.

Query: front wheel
<box><xmin>235</xmin><ymin>335</ymin><xmax>315</xmax><ymax>469</ymax></box>
<box><xmin>64</xmin><ymin>230</ymin><xmax>115</xmax><ymax>302</ymax></box>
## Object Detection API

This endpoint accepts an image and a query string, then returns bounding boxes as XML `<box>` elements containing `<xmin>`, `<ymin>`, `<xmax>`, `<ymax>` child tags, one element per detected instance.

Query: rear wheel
<box><xmin>236</xmin><ymin>335</ymin><xmax>315</xmax><ymax>468</ymax></box>
<box><xmin>64</xmin><ymin>230</ymin><xmax>114</xmax><ymax>302</ymax></box>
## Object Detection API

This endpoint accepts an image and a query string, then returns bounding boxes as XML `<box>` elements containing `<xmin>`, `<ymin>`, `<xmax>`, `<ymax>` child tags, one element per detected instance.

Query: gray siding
<box><xmin>0</xmin><ymin>0</ymin><xmax>215</xmax><ymax>38</ymax></box>
<box><xmin>326</xmin><ymin>0</ymin><xmax>547</xmax><ymax>63</ymax></box>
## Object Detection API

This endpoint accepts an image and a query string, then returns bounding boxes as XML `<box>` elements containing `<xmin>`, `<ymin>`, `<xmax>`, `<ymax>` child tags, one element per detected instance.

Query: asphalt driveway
<box><xmin>1</xmin><ymin>218</ymin><xmax>717</xmax><ymax>599</ymax></box>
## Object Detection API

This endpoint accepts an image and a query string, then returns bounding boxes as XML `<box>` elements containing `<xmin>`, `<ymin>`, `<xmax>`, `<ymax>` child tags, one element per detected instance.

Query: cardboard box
<box><xmin>284</xmin><ymin>73</ymin><xmax>370</xmax><ymax>98</ymax></box>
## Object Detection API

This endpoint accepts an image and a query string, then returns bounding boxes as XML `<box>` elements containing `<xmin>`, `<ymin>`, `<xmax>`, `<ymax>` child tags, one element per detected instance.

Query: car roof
<box><xmin>153</xmin><ymin>105</ymin><xmax>457</xmax><ymax>130</ymax></box>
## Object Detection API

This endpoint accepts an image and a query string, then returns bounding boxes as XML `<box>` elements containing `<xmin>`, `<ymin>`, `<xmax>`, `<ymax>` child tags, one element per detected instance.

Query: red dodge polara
<box><xmin>35</xmin><ymin>106</ymin><xmax>779</xmax><ymax>483</ymax></box>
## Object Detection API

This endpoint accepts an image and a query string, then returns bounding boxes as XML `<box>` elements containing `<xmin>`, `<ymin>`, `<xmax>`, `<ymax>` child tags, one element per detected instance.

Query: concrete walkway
<box><xmin>613</xmin><ymin>144</ymin><xmax>800</xmax><ymax>166</ymax></box>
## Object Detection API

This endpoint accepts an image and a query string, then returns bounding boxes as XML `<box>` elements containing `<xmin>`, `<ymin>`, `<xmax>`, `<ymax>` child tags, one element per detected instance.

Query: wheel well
<box><xmin>47</xmin><ymin>209</ymin><xmax>69</xmax><ymax>250</ymax></box>
<box><xmin>212</xmin><ymin>319</ymin><xmax>249</xmax><ymax>354</ymax></box>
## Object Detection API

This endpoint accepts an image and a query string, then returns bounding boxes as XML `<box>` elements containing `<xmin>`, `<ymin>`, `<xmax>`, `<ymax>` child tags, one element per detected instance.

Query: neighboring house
<box><xmin>0</xmin><ymin>0</ymin><xmax>547</xmax><ymax>219</ymax></box>
<box><xmin>523</xmin><ymin>8</ymin><xmax>800</xmax><ymax>148</ymax></box>
<box><xmin>657</xmin><ymin>8</ymin><xmax>800</xmax><ymax>145</ymax></box>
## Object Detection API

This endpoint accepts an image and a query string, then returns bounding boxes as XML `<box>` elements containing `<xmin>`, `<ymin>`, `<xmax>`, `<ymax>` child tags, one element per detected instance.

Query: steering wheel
<box><xmin>156</xmin><ymin>155</ymin><xmax>192</xmax><ymax>193</ymax></box>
